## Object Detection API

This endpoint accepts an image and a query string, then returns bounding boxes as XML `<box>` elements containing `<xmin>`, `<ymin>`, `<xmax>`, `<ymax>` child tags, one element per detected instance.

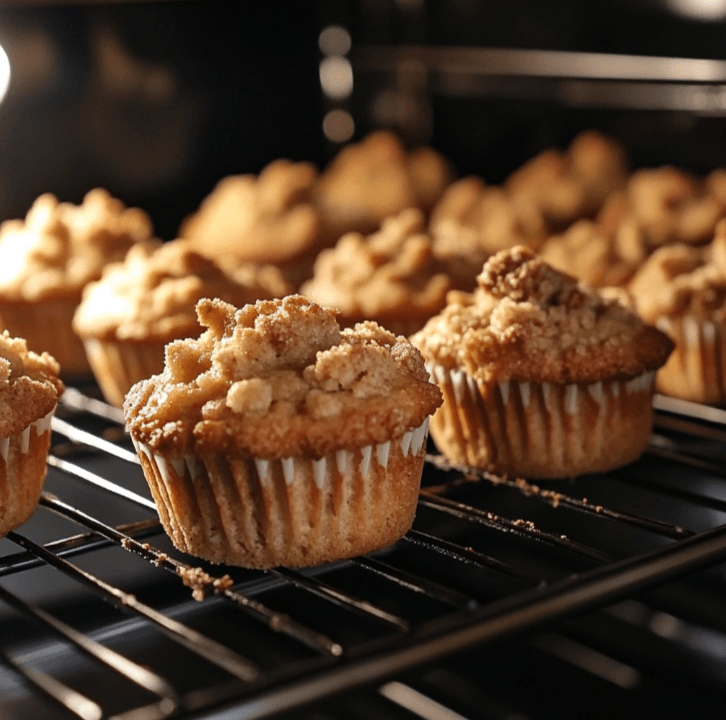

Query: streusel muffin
<box><xmin>73</xmin><ymin>239</ymin><xmax>291</xmax><ymax>408</ymax></box>
<box><xmin>301</xmin><ymin>208</ymin><xmax>451</xmax><ymax>336</ymax></box>
<box><xmin>628</xmin><ymin>222</ymin><xmax>726</xmax><ymax>404</ymax></box>
<box><xmin>0</xmin><ymin>189</ymin><xmax>153</xmax><ymax>375</ymax></box>
<box><xmin>0</xmin><ymin>332</ymin><xmax>63</xmax><ymax>537</ymax></box>
<box><xmin>178</xmin><ymin>159</ymin><xmax>322</xmax><ymax>286</ymax></box>
<box><xmin>124</xmin><ymin>295</ymin><xmax>442</xmax><ymax>568</ymax></box>
<box><xmin>504</xmin><ymin>130</ymin><xmax>629</xmax><ymax>234</ymax></box>
<box><xmin>429</xmin><ymin>176</ymin><xmax>547</xmax><ymax>290</ymax></box>
<box><xmin>312</xmin><ymin>130</ymin><xmax>454</xmax><ymax>241</ymax></box>
<box><xmin>411</xmin><ymin>246</ymin><xmax>673</xmax><ymax>479</ymax></box>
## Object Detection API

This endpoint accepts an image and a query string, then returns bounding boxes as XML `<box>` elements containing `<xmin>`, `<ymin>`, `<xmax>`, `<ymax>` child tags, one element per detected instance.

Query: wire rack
<box><xmin>2</xmin><ymin>386</ymin><xmax>726</xmax><ymax>720</ymax></box>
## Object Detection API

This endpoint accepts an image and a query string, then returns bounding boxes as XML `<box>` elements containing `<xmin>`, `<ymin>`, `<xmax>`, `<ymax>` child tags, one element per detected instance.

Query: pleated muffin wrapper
<box><xmin>131</xmin><ymin>418</ymin><xmax>431</xmax><ymax>569</ymax></box>
<box><xmin>82</xmin><ymin>337</ymin><xmax>167</xmax><ymax>408</ymax></box>
<box><xmin>427</xmin><ymin>363</ymin><xmax>657</xmax><ymax>479</ymax></box>
<box><xmin>654</xmin><ymin>315</ymin><xmax>726</xmax><ymax>406</ymax></box>
<box><xmin>0</xmin><ymin>408</ymin><xmax>56</xmax><ymax>537</ymax></box>
<box><xmin>0</xmin><ymin>298</ymin><xmax>90</xmax><ymax>377</ymax></box>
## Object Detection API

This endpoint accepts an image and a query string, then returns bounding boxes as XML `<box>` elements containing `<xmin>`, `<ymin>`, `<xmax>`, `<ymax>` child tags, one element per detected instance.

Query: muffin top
<box><xmin>504</xmin><ymin>130</ymin><xmax>629</xmax><ymax>232</ymax></box>
<box><xmin>313</xmin><ymin>130</ymin><xmax>454</xmax><ymax>238</ymax></box>
<box><xmin>73</xmin><ymin>239</ymin><xmax>291</xmax><ymax>342</ymax></box>
<box><xmin>179</xmin><ymin>159</ymin><xmax>322</xmax><ymax>265</ymax></box>
<box><xmin>411</xmin><ymin>246</ymin><xmax>673</xmax><ymax>384</ymax></box>
<box><xmin>124</xmin><ymin>295</ymin><xmax>442</xmax><ymax>458</ymax></box>
<box><xmin>628</xmin><ymin>220</ymin><xmax>726</xmax><ymax>323</ymax></box>
<box><xmin>0</xmin><ymin>189</ymin><xmax>153</xmax><ymax>301</ymax></box>
<box><xmin>300</xmin><ymin>208</ymin><xmax>451</xmax><ymax>330</ymax></box>
<box><xmin>0</xmin><ymin>332</ymin><xmax>63</xmax><ymax>437</ymax></box>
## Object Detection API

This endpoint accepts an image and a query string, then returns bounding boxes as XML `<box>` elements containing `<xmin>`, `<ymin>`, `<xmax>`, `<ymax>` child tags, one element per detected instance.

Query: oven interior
<box><xmin>2</xmin><ymin>1</ymin><xmax>726</xmax><ymax>719</ymax></box>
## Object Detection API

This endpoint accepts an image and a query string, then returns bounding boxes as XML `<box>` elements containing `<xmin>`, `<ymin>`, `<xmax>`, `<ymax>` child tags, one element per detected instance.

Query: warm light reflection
<box><xmin>319</xmin><ymin>56</ymin><xmax>353</xmax><ymax>99</ymax></box>
<box><xmin>323</xmin><ymin>109</ymin><xmax>354</xmax><ymax>142</ymax></box>
<box><xmin>667</xmin><ymin>0</ymin><xmax>726</xmax><ymax>20</ymax></box>
<box><xmin>318</xmin><ymin>25</ymin><xmax>351</xmax><ymax>57</ymax></box>
<box><xmin>0</xmin><ymin>42</ymin><xmax>11</xmax><ymax>104</ymax></box>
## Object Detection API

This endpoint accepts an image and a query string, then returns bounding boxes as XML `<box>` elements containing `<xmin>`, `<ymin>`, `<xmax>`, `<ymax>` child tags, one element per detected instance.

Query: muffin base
<box><xmin>655</xmin><ymin>316</ymin><xmax>726</xmax><ymax>406</ymax></box>
<box><xmin>0</xmin><ymin>298</ymin><xmax>89</xmax><ymax>377</ymax></box>
<box><xmin>428</xmin><ymin>364</ymin><xmax>656</xmax><ymax>479</ymax></box>
<box><xmin>0</xmin><ymin>410</ymin><xmax>55</xmax><ymax>537</ymax></box>
<box><xmin>132</xmin><ymin>420</ymin><xmax>430</xmax><ymax>568</ymax></box>
<box><xmin>83</xmin><ymin>337</ymin><xmax>167</xmax><ymax>408</ymax></box>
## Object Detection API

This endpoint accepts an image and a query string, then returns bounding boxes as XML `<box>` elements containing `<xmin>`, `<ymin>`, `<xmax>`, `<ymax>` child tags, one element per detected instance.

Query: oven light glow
<box><xmin>0</xmin><ymin>42</ymin><xmax>10</xmax><ymax>104</ymax></box>
<box><xmin>666</xmin><ymin>0</ymin><xmax>726</xmax><ymax>20</ymax></box>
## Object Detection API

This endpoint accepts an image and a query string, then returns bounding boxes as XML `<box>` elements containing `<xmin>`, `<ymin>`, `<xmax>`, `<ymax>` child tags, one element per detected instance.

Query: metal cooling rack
<box><xmin>2</xmin><ymin>387</ymin><xmax>726</xmax><ymax>719</ymax></box>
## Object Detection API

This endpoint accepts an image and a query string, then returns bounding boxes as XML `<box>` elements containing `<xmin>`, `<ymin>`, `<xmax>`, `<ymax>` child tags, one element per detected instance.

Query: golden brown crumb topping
<box><xmin>0</xmin><ymin>332</ymin><xmax>63</xmax><ymax>436</ymax></box>
<box><xmin>72</xmin><ymin>239</ymin><xmax>290</xmax><ymax>341</ymax></box>
<box><xmin>124</xmin><ymin>295</ymin><xmax>442</xmax><ymax>457</ymax></box>
<box><xmin>0</xmin><ymin>189</ymin><xmax>153</xmax><ymax>300</ymax></box>
<box><xmin>504</xmin><ymin>130</ymin><xmax>629</xmax><ymax>231</ymax></box>
<box><xmin>179</xmin><ymin>159</ymin><xmax>321</xmax><ymax>265</ymax></box>
<box><xmin>628</xmin><ymin>220</ymin><xmax>726</xmax><ymax>322</ymax></box>
<box><xmin>312</xmin><ymin>130</ymin><xmax>454</xmax><ymax>238</ymax></box>
<box><xmin>540</xmin><ymin>219</ymin><xmax>638</xmax><ymax>288</ymax></box>
<box><xmin>300</xmin><ymin>208</ymin><xmax>451</xmax><ymax>326</ymax></box>
<box><xmin>411</xmin><ymin>246</ymin><xmax>672</xmax><ymax>384</ymax></box>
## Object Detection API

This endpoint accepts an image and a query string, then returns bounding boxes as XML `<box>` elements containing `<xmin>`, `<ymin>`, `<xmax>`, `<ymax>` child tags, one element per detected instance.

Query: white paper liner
<box><xmin>131</xmin><ymin>418</ymin><xmax>431</xmax><ymax>568</ymax></box>
<box><xmin>0</xmin><ymin>406</ymin><xmax>56</xmax><ymax>536</ymax></box>
<box><xmin>427</xmin><ymin>363</ymin><xmax>656</xmax><ymax>478</ymax></box>
<box><xmin>83</xmin><ymin>337</ymin><xmax>167</xmax><ymax>407</ymax></box>
<box><xmin>655</xmin><ymin>315</ymin><xmax>726</xmax><ymax>405</ymax></box>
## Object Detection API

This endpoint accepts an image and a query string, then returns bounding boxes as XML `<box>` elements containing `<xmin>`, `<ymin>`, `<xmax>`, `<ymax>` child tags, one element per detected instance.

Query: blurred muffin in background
<box><xmin>178</xmin><ymin>159</ymin><xmax>323</xmax><ymax>287</ymax></box>
<box><xmin>312</xmin><ymin>130</ymin><xmax>455</xmax><ymax>242</ymax></box>
<box><xmin>429</xmin><ymin>176</ymin><xmax>547</xmax><ymax>290</ymax></box>
<box><xmin>505</xmin><ymin>130</ymin><xmax>629</xmax><ymax>234</ymax></box>
<box><xmin>539</xmin><ymin>219</ymin><xmax>639</xmax><ymax>289</ymax></box>
<box><xmin>628</xmin><ymin>221</ymin><xmax>726</xmax><ymax>405</ymax></box>
<box><xmin>598</xmin><ymin>166</ymin><xmax>726</xmax><ymax>257</ymax></box>
<box><xmin>0</xmin><ymin>188</ymin><xmax>154</xmax><ymax>376</ymax></box>
<box><xmin>73</xmin><ymin>238</ymin><xmax>291</xmax><ymax>407</ymax></box>
<box><xmin>301</xmin><ymin>208</ymin><xmax>451</xmax><ymax>337</ymax></box>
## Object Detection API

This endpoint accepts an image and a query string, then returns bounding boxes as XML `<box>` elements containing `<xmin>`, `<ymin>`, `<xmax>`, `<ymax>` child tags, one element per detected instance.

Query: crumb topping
<box><xmin>301</xmin><ymin>208</ymin><xmax>451</xmax><ymax>326</ymax></box>
<box><xmin>124</xmin><ymin>295</ymin><xmax>442</xmax><ymax>457</ymax></box>
<box><xmin>628</xmin><ymin>220</ymin><xmax>726</xmax><ymax>322</ymax></box>
<box><xmin>179</xmin><ymin>159</ymin><xmax>322</xmax><ymax>265</ymax></box>
<box><xmin>411</xmin><ymin>246</ymin><xmax>673</xmax><ymax>383</ymax></box>
<box><xmin>73</xmin><ymin>239</ymin><xmax>290</xmax><ymax>341</ymax></box>
<box><xmin>0</xmin><ymin>189</ymin><xmax>153</xmax><ymax>300</ymax></box>
<box><xmin>313</xmin><ymin>130</ymin><xmax>454</xmax><ymax>237</ymax></box>
<box><xmin>0</xmin><ymin>331</ymin><xmax>63</xmax><ymax>437</ymax></box>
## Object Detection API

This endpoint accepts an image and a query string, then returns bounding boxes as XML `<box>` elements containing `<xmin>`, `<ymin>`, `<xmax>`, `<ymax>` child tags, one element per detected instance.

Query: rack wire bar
<box><xmin>5</xmin><ymin>532</ymin><xmax>261</xmax><ymax>683</ymax></box>
<box><xmin>199</xmin><ymin>523</ymin><xmax>726</xmax><ymax>720</ymax></box>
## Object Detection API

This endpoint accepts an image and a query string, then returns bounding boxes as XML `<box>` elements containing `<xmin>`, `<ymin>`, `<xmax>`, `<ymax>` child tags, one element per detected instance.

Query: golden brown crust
<box><xmin>628</xmin><ymin>220</ymin><xmax>726</xmax><ymax>323</ymax></box>
<box><xmin>504</xmin><ymin>130</ymin><xmax>629</xmax><ymax>232</ymax></box>
<box><xmin>312</xmin><ymin>130</ymin><xmax>454</xmax><ymax>240</ymax></box>
<box><xmin>179</xmin><ymin>159</ymin><xmax>322</xmax><ymax>266</ymax></box>
<box><xmin>124</xmin><ymin>295</ymin><xmax>442</xmax><ymax>458</ymax></box>
<box><xmin>0</xmin><ymin>331</ymin><xmax>63</xmax><ymax>437</ymax></box>
<box><xmin>411</xmin><ymin>246</ymin><xmax>673</xmax><ymax>384</ymax></box>
<box><xmin>73</xmin><ymin>239</ymin><xmax>291</xmax><ymax>341</ymax></box>
<box><xmin>300</xmin><ymin>208</ymin><xmax>451</xmax><ymax>333</ymax></box>
<box><xmin>0</xmin><ymin>189</ymin><xmax>153</xmax><ymax>301</ymax></box>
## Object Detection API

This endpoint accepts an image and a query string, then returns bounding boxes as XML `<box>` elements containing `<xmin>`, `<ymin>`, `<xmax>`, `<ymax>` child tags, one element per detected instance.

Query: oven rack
<box><xmin>1</xmin><ymin>388</ymin><xmax>726</xmax><ymax>719</ymax></box>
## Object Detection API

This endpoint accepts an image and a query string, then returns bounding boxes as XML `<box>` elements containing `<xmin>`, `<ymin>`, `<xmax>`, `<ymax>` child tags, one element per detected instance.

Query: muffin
<box><xmin>312</xmin><ymin>130</ymin><xmax>455</xmax><ymax>241</ymax></box>
<box><xmin>178</xmin><ymin>159</ymin><xmax>323</xmax><ymax>287</ymax></box>
<box><xmin>539</xmin><ymin>219</ymin><xmax>639</xmax><ymax>289</ymax></box>
<box><xmin>73</xmin><ymin>239</ymin><xmax>291</xmax><ymax>408</ymax></box>
<box><xmin>411</xmin><ymin>246</ymin><xmax>673</xmax><ymax>479</ymax></box>
<box><xmin>0</xmin><ymin>331</ymin><xmax>63</xmax><ymax>537</ymax></box>
<box><xmin>124</xmin><ymin>295</ymin><xmax>442</xmax><ymax>568</ymax></box>
<box><xmin>0</xmin><ymin>189</ymin><xmax>154</xmax><ymax>375</ymax></box>
<box><xmin>301</xmin><ymin>208</ymin><xmax>451</xmax><ymax>336</ymax></box>
<box><xmin>628</xmin><ymin>223</ymin><xmax>726</xmax><ymax>405</ymax></box>
<box><xmin>429</xmin><ymin>176</ymin><xmax>547</xmax><ymax>290</ymax></box>
<box><xmin>504</xmin><ymin>130</ymin><xmax>629</xmax><ymax>234</ymax></box>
